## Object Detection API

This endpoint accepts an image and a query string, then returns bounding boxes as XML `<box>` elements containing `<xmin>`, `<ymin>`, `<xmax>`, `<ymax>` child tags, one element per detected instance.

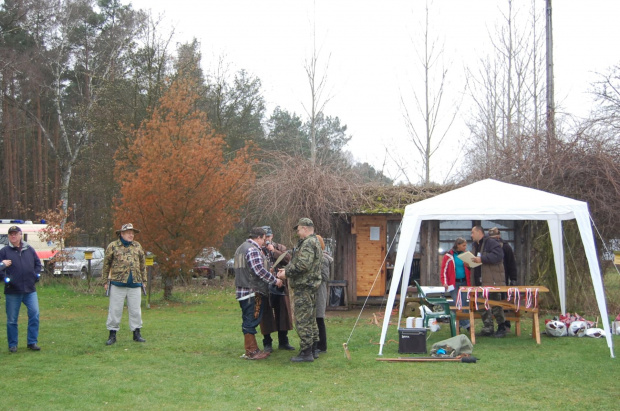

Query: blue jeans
<box><xmin>6</xmin><ymin>292</ymin><xmax>40</xmax><ymax>347</ymax></box>
<box><xmin>239</xmin><ymin>294</ymin><xmax>264</xmax><ymax>335</ymax></box>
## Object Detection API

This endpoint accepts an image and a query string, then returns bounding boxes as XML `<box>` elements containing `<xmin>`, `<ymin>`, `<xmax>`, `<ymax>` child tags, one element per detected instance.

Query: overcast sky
<box><xmin>129</xmin><ymin>0</ymin><xmax>620</xmax><ymax>183</ymax></box>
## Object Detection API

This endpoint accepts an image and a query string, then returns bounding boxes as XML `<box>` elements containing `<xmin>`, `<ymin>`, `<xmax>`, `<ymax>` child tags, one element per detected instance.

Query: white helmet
<box><xmin>584</xmin><ymin>328</ymin><xmax>605</xmax><ymax>338</ymax></box>
<box><xmin>545</xmin><ymin>320</ymin><xmax>567</xmax><ymax>337</ymax></box>
<box><xmin>568</xmin><ymin>320</ymin><xmax>588</xmax><ymax>337</ymax></box>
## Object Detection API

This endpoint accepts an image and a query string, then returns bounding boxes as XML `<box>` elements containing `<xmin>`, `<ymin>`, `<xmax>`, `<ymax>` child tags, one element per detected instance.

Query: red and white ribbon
<box><xmin>525</xmin><ymin>288</ymin><xmax>539</xmax><ymax>308</ymax></box>
<box><xmin>507</xmin><ymin>287</ymin><xmax>521</xmax><ymax>312</ymax></box>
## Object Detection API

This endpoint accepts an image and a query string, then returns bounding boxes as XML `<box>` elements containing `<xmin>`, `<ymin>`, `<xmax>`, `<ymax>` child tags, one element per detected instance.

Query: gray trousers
<box><xmin>106</xmin><ymin>285</ymin><xmax>143</xmax><ymax>332</ymax></box>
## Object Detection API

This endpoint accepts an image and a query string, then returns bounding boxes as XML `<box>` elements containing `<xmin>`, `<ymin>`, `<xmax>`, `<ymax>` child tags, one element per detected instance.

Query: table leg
<box><xmin>533</xmin><ymin>311</ymin><xmax>541</xmax><ymax>344</ymax></box>
<box><xmin>469</xmin><ymin>300</ymin><xmax>476</xmax><ymax>344</ymax></box>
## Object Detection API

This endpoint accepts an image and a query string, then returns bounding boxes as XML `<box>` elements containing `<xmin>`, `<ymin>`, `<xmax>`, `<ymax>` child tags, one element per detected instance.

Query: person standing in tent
<box><xmin>234</xmin><ymin>227</ymin><xmax>283</xmax><ymax>360</ymax></box>
<box><xmin>471</xmin><ymin>225</ymin><xmax>507</xmax><ymax>338</ymax></box>
<box><xmin>488</xmin><ymin>227</ymin><xmax>517</xmax><ymax>332</ymax></box>
<box><xmin>277</xmin><ymin>218</ymin><xmax>322</xmax><ymax>362</ymax></box>
<box><xmin>258</xmin><ymin>226</ymin><xmax>295</xmax><ymax>352</ymax></box>
<box><xmin>440</xmin><ymin>237</ymin><xmax>471</xmax><ymax>333</ymax></box>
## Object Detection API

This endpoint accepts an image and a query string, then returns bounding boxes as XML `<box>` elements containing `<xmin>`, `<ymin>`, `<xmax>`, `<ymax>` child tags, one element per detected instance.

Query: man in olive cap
<box><xmin>103</xmin><ymin>223</ymin><xmax>148</xmax><ymax>345</ymax></box>
<box><xmin>277</xmin><ymin>218</ymin><xmax>322</xmax><ymax>362</ymax></box>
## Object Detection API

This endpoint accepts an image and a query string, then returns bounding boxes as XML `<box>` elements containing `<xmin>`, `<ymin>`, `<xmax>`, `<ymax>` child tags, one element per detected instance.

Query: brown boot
<box><xmin>244</xmin><ymin>334</ymin><xmax>270</xmax><ymax>360</ymax></box>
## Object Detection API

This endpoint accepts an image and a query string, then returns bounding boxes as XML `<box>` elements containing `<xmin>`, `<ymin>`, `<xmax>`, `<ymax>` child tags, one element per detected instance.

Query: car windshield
<box><xmin>67</xmin><ymin>250</ymin><xmax>87</xmax><ymax>260</ymax></box>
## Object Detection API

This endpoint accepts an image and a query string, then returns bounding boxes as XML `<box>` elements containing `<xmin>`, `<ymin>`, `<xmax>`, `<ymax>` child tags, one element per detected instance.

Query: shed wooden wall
<box><xmin>352</xmin><ymin>215</ymin><xmax>387</xmax><ymax>297</ymax></box>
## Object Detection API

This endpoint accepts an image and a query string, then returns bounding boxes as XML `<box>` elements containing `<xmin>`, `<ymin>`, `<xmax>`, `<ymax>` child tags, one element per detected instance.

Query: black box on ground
<box><xmin>398</xmin><ymin>328</ymin><xmax>427</xmax><ymax>354</ymax></box>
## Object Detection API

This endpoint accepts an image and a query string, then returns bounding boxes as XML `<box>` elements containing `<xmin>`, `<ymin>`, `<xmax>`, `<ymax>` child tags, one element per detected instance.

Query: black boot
<box><xmin>494</xmin><ymin>324</ymin><xmax>507</xmax><ymax>338</ymax></box>
<box><xmin>290</xmin><ymin>347</ymin><xmax>314</xmax><ymax>363</ymax></box>
<box><xmin>278</xmin><ymin>330</ymin><xmax>295</xmax><ymax>350</ymax></box>
<box><xmin>312</xmin><ymin>342</ymin><xmax>320</xmax><ymax>359</ymax></box>
<box><xmin>263</xmin><ymin>334</ymin><xmax>273</xmax><ymax>353</ymax></box>
<box><xmin>316</xmin><ymin>317</ymin><xmax>327</xmax><ymax>352</ymax></box>
<box><xmin>106</xmin><ymin>330</ymin><xmax>117</xmax><ymax>346</ymax></box>
<box><xmin>133</xmin><ymin>328</ymin><xmax>146</xmax><ymax>342</ymax></box>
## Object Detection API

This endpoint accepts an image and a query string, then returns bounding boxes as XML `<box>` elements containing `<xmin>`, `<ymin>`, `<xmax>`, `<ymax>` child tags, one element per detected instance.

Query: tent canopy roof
<box><xmin>404</xmin><ymin>179</ymin><xmax>587</xmax><ymax>221</ymax></box>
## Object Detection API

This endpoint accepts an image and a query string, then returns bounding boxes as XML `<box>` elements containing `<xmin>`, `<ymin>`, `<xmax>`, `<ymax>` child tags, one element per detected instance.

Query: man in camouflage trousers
<box><xmin>277</xmin><ymin>218</ymin><xmax>322</xmax><ymax>362</ymax></box>
<box><xmin>103</xmin><ymin>223</ymin><xmax>147</xmax><ymax>345</ymax></box>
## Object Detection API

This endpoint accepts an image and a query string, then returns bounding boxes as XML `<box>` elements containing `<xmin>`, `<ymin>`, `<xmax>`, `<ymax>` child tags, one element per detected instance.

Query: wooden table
<box><xmin>455</xmin><ymin>286</ymin><xmax>549</xmax><ymax>344</ymax></box>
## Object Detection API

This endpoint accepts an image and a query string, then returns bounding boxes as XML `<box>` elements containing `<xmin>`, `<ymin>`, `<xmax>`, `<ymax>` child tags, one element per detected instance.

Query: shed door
<box><xmin>354</xmin><ymin>216</ymin><xmax>387</xmax><ymax>297</ymax></box>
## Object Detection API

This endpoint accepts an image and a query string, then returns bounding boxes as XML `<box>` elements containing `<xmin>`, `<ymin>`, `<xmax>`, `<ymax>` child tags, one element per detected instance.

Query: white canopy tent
<box><xmin>378</xmin><ymin>179</ymin><xmax>615</xmax><ymax>358</ymax></box>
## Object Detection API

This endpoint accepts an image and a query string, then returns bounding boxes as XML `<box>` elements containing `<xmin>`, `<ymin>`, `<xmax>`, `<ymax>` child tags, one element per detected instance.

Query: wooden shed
<box><xmin>328</xmin><ymin>184</ymin><xmax>451</xmax><ymax>305</ymax></box>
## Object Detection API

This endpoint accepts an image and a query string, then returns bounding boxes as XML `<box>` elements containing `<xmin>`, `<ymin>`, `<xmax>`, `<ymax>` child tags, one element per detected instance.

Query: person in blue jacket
<box><xmin>0</xmin><ymin>225</ymin><xmax>43</xmax><ymax>353</ymax></box>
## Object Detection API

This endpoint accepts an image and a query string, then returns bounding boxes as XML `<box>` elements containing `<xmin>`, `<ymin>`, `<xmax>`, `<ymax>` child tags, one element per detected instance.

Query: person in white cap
<box><xmin>103</xmin><ymin>223</ymin><xmax>147</xmax><ymax>345</ymax></box>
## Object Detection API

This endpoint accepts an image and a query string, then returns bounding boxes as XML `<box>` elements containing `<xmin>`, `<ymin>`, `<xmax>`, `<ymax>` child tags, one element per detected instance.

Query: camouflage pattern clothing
<box><xmin>285</xmin><ymin>234</ymin><xmax>322</xmax><ymax>291</ymax></box>
<box><xmin>285</xmin><ymin>233</ymin><xmax>323</xmax><ymax>350</ymax></box>
<box><xmin>292</xmin><ymin>288</ymin><xmax>318</xmax><ymax>350</ymax></box>
<box><xmin>102</xmin><ymin>239</ymin><xmax>147</xmax><ymax>285</ymax></box>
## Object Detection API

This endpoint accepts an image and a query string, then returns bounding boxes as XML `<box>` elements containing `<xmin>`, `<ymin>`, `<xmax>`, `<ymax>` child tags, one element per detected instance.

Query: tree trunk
<box><xmin>59</xmin><ymin>161</ymin><xmax>73</xmax><ymax>228</ymax></box>
<box><xmin>163</xmin><ymin>274</ymin><xmax>174</xmax><ymax>300</ymax></box>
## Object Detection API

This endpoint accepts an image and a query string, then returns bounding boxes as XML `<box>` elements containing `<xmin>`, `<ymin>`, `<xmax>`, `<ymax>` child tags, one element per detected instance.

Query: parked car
<box><xmin>53</xmin><ymin>247</ymin><xmax>105</xmax><ymax>279</ymax></box>
<box><xmin>192</xmin><ymin>247</ymin><xmax>227</xmax><ymax>279</ymax></box>
<box><xmin>226</xmin><ymin>258</ymin><xmax>235</xmax><ymax>276</ymax></box>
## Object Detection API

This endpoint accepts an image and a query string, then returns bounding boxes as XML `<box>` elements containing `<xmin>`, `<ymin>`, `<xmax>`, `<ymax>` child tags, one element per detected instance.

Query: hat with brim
<box><xmin>293</xmin><ymin>217</ymin><xmax>314</xmax><ymax>230</ymax></box>
<box><xmin>7</xmin><ymin>225</ymin><xmax>21</xmax><ymax>233</ymax></box>
<box><xmin>116</xmin><ymin>223</ymin><xmax>140</xmax><ymax>235</ymax></box>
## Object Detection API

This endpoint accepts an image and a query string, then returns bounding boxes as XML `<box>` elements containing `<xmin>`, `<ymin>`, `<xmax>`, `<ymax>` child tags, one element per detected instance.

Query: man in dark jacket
<box><xmin>488</xmin><ymin>227</ymin><xmax>517</xmax><ymax>331</ymax></box>
<box><xmin>471</xmin><ymin>225</ymin><xmax>507</xmax><ymax>338</ymax></box>
<box><xmin>0</xmin><ymin>225</ymin><xmax>43</xmax><ymax>352</ymax></box>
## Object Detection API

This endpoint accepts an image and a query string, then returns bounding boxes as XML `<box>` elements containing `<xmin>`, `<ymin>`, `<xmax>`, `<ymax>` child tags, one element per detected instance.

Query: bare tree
<box><xmin>401</xmin><ymin>1</ymin><xmax>460</xmax><ymax>185</ymax></box>
<box><xmin>302</xmin><ymin>14</ymin><xmax>332</xmax><ymax>167</ymax></box>
<box><xmin>464</xmin><ymin>0</ymin><xmax>547</xmax><ymax>178</ymax></box>
<box><xmin>248</xmin><ymin>151</ymin><xmax>360</xmax><ymax>245</ymax></box>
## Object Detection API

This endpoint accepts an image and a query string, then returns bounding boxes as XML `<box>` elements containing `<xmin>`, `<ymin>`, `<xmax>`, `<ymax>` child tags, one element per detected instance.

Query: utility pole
<box><xmin>545</xmin><ymin>0</ymin><xmax>555</xmax><ymax>148</ymax></box>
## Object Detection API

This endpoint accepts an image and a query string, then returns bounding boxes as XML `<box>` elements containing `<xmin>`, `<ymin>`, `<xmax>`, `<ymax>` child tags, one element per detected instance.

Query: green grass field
<box><xmin>1</xmin><ymin>280</ymin><xmax>618</xmax><ymax>410</ymax></box>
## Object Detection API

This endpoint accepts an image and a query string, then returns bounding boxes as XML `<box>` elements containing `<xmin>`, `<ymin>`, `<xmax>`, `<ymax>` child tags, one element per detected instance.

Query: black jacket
<box><xmin>0</xmin><ymin>242</ymin><xmax>42</xmax><ymax>294</ymax></box>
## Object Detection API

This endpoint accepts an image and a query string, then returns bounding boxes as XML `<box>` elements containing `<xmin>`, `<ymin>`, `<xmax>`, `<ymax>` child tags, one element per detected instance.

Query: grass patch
<box><xmin>1</xmin><ymin>282</ymin><xmax>617</xmax><ymax>410</ymax></box>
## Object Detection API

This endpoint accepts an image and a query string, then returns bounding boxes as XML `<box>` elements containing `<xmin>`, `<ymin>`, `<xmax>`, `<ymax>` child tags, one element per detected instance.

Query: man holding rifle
<box><xmin>103</xmin><ymin>223</ymin><xmax>147</xmax><ymax>345</ymax></box>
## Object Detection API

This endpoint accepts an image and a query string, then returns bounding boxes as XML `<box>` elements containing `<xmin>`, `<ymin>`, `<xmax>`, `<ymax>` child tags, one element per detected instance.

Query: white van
<box><xmin>0</xmin><ymin>219</ymin><xmax>60</xmax><ymax>263</ymax></box>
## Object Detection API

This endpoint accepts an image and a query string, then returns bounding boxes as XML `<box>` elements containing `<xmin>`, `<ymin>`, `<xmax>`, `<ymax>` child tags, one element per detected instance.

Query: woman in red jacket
<box><xmin>440</xmin><ymin>237</ymin><xmax>471</xmax><ymax>332</ymax></box>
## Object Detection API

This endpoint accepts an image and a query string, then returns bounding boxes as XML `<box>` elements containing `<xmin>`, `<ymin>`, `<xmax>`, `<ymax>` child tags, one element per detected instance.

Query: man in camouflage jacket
<box><xmin>103</xmin><ymin>223</ymin><xmax>147</xmax><ymax>345</ymax></box>
<box><xmin>277</xmin><ymin>218</ymin><xmax>322</xmax><ymax>362</ymax></box>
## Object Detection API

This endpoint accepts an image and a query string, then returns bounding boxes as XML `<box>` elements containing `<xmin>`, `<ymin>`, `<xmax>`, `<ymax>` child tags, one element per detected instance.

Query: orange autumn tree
<box><xmin>114</xmin><ymin>76</ymin><xmax>255</xmax><ymax>299</ymax></box>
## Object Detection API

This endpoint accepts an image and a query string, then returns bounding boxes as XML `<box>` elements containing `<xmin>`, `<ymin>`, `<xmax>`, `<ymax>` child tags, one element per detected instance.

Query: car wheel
<box><xmin>80</xmin><ymin>267</ymin><xmax>88</xmax><ymax>280</ymax></box>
